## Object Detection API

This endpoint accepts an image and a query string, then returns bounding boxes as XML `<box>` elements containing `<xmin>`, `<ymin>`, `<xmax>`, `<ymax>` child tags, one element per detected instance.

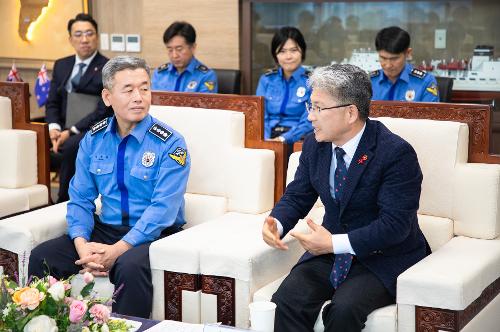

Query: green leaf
<box><xmin>80</xmin><ymin>281</ymin><xmax>95</xmax><ymax>297</ymax></box>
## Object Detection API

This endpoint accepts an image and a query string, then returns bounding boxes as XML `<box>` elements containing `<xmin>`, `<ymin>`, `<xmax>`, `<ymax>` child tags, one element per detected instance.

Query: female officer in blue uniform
<box><xmin>256</xmin><ymin>27</ymin><xmax>312</xmax><ymax>143</ymax></box>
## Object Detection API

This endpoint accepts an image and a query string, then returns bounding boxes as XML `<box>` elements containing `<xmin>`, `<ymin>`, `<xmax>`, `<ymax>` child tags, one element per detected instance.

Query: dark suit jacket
<box><xmin>45</xmin><ymin>52</ymin><xmax>112</xmax><ymax>132</ymax></box>
<box><xmin>271</xmin><ymin>119</ymin><xmax>428</xmax><ymax>296</ymax></box>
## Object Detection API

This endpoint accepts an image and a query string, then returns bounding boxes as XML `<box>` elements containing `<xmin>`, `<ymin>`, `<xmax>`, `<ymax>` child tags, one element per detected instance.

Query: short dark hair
<box><xmin>163</xmin><ymin>21</ymin><xmax>196</xmax><ymax>45</ymax></box>
<box><xmin>308</xmin><ymin>64</ymin><xmax>372</xmax><ymax>120</ymax></box>
<box><xmin>67</xmin><ymin>13</ymin><xmax>98</xmax><ymax>35</ymax></box>
<box><xmin>375</xmin><ymin>26</ymin><xmax>410</xmax><ymax>54</ymax></box>
<box><xmin>271</xmin><ymin>26</ymin><xmax>307</xmax><ymax>64</ymax></box>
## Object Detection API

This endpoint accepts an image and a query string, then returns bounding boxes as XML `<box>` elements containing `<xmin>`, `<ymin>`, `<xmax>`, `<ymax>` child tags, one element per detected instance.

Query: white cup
<box><xmin>249</xmin><ymin>301</ymin><xmax>276</xmax><ymax>332</ymax></box>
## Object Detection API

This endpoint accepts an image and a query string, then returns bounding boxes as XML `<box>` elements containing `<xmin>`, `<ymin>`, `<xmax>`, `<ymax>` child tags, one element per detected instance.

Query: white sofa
<box><xmin>194</xmin><ymin>117</ymin><xmax>500</xmax><ymax>331</ymax></box>
<box><xmin>0</xmin><ymin>96</ymin><xmax>48</xmax><ymax>218</ymax></box>
<box><xmin>0</xmin><ymin>105</ymin><xmax>275</xmax><ymax>318</ymax></box>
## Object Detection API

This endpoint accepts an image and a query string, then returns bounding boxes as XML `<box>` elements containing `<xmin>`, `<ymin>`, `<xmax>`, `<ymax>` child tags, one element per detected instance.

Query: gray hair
<box><xmin>308</xmin><ymin>64</ymin><xmax>372</xmax><ymax>120</ymax></box>
<box><xmin>102</xmin><ymin>55</ymin><xmax>150</xmax><ymax>90</ymax></box>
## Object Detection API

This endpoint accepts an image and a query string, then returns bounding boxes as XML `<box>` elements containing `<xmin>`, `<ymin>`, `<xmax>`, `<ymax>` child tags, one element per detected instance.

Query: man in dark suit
<box><xmin>46</xmin><ymin>13</ymin><xmax>111</xmax><ymax>202</ymax></box>
<box><xmin>262</xmin><ymin>64</ymin><xmax>429</xmax><ymax>332</ymax></box>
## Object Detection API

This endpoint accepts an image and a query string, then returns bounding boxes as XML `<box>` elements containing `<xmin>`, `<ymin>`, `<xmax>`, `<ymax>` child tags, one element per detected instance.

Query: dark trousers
<box><xmin>54</xmin><ymin>132</ymin><xmax>84</xmax><ymax>203</ymax></box>
<box><xmin>271</xmin><ymin>255</ymin><xmax>394</xmax><ymax>332</ymax></box>
<box><xmin>28</xmin><ymin>221</ymin><xmax>179</xmax><ymax>318</ymax></box>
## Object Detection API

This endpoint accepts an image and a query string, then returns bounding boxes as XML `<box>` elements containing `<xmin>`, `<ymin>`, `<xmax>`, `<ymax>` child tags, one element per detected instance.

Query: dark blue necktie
<box><xmin>329</xmin><ymin>147</ymin><xmax>354</xmax><ymax>289</ymax></box>
<box><xmin>71</xmin><ymin>63</ymin><xmax>86</xmax><ymax>89</ymax></box>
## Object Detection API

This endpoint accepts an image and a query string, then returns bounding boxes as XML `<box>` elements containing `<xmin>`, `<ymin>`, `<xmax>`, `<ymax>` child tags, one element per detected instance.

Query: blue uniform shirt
<box><xmin>151</xmin><ymin>57</ymin><xmax>218</xmax><ymax>93</ymax></box>
<box><xmin>256</xmin><ymin>66</ymin><xmax>313</xmax><ymax>143</ymax></box>
<box><xmin>371</xmin><ymin>63</ymin><xmax>439</xmax><ymax>102</ymax></box>
<box><xmin>67</xmin><ymin>114</ymin><xmax>191</xmax><ymax>247</ymax></box>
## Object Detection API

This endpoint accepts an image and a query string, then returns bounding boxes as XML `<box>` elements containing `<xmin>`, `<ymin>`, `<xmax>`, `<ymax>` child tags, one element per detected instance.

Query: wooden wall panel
<box><xmin>93</xmin><ymin>0</ymin><xmax>239</xmax><ymax>70</ymax></box>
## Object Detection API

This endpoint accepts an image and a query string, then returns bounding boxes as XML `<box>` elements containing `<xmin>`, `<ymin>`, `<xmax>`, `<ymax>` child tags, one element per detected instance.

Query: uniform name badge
<box><xmin>405</xmin><ymin>89</ymin><xmax>416</xmax><ymax>101</ymax></box>
<box><xmin>187</xmin><ymin>81</ymin><xmax>197</xmax><ymax>89</ymax></box>
<box><xmin>296</xmin><ymin>86</ymin><xmax>306</xmax><ymax>98</ymax></box>
<box><xmin>142</xmin><ymin>151</ymin><xmax>156</xmax><ymax>167</ymax></box>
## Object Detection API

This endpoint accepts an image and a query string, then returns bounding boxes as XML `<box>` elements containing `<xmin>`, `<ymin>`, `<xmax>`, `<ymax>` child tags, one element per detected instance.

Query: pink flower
<box><xmin>48</xmin><ymin>276</ymin><xmax>58</xmax><ymax>286</ymax></box>
<box><xmin>89</xmin><ymin>303</ymin><xmax>110</xmax><ymax>324</ymax></box>
<box><xmin>69</xmin><ymin>299</ymin><xmax>88</xmax><ymax>323</ymax></box>
<box><xmin>83</xmin><ymin>271</ymin><xmax>94</xmax><ymax>284</ymax></box>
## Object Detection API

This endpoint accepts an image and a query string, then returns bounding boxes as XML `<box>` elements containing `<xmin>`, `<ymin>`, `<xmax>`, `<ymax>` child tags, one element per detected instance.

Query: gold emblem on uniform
<box><xmin>142</xmin><ymin>151</ymin><xmax>156</xmax><ymax>167</ymax></box>
<box><xmin>204</xmin><ymin>81</ymin><xmax>215</xmax><ymax>91</ymax></box>
<box><xmin>296</xmin><ymin>86</ymin><xmax>306</xmax><ymax>98</ymax></box>
<box><xmin>405</xmin><ymin>89</ymin><xmax>416</xmax><ymax>101</ymax></box>
<box><xmin>169</xmin><ymin>147</ymin><xmax>187</xmax><ymax>166</ymax></box>
<box><xmin>187</xmin><ymin>81</ymin><xmax>197</xmax><ymax>89</ymax></box>
<box><xmin>426</xmin><ymin>84</ymin><xmax>438</xmax><ymax>96</ymax></box>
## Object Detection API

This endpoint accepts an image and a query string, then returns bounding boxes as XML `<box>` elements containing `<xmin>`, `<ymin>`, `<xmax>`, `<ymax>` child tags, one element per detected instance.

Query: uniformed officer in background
<box><xmin>151</xmin><ymin>21</ymin><xmax>218</xmax><ymax>93</ymax></box>
<box><xmin>370</xmin><ymin>26</ymin><xmax>439</xmax><ymax>102</ymax></box>
<box><xmin>28</xmin><ymin>56</ymin><xmax>191</xmax><ymax>318</ymax></box>
<box><xmin>256</xmin><ymin>26</ymin><xmax>313</xmax><ymax>144</ymax></box>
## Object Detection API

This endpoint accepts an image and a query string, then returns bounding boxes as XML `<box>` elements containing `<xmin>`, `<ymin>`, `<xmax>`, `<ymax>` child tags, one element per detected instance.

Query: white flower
<box><xmin>100</xmin><ymin>323</ymin><xmax>109</xmax><ymax>332</ymax></box>
<box><xmin>2</xmin><ymin>304</ymin><xmax>11</xmax><ymax>317</ymax></box>
<box><xmin>47</xmin><ymin>281</ymin><xmax>65</xmax><ymax>301</ymax></box>
<box><xmin>23</xmin><ymin>315</ymin><xmax>58</xmax><ymax>332</ymax></box>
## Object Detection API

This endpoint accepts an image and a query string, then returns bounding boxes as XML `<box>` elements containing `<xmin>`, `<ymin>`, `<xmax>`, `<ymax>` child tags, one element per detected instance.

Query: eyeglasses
<box><xmin>306</xmin><ymin>102</ymin><xmax>352</xmax><ymax>114</ymax></box>
<box><xmin>72</xmin><ymin>30</ymin><xmax>96</xmax><ymax>38</ymax></box>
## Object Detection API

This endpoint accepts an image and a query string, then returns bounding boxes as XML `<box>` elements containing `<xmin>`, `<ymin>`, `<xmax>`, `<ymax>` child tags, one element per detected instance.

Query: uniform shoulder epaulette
<box><xmin>148</xmin><ymin>123</ymin><xmax>172</xmax><ymax>142</ymax></box>
<box><xmin>303</xmin><ymin>69</ymin><xmax>312</xmax><ymax>77</ymax></box>
<box><xmin>265</xmin><ymin>68</ymin><xmax>278</xmax><ymax>76</ymax></box>
<box><xmin>157</xmin><ymin>63</ymin><xmax>170</xmax><ymax>73</ymax></box>
<box><xmin>196</xmin><ymin>64</ymin><xmax>209</xmax><ymax>73</ymax></box>
<box><xmin>410</xmin><ymin>68</ymin><xmax>426</xmax><ymax>79</ymax></box>
<box><xmin>90</xmin><ymin>118</ymin><xmax>108</xmax><ymax>135</ymax></box>
<box><xmin>369</xmin><ymin>70</ymin><xmax>380</xmax><ymax>78</ymax></box>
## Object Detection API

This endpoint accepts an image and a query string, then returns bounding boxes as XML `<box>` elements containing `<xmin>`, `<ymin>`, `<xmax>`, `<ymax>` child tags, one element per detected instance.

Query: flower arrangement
<box><xmin>0</xmin><ymin>272</ymin><xmax>131</xmax><ymax>332</ymax></box>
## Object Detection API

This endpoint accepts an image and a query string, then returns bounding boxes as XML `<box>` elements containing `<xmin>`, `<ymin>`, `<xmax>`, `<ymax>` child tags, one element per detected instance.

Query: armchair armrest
<box><xmin>397</xmin><ymin>236</ymin><xmax>500</xmax><ymax>310</ymax></box>
<box><xmin>0</xmin><ymin>202</ymin><xmax>68</xmax><ymax>253</ymax></box>
<box><xmin>453</xmin><ymin>163</ymin><xmax>500</xmax><ymax>239</ymax></box>
<box><xmin>0</xmin><ymin>129</ymin><xmax>37</xmax><ymax>188</ymax></box>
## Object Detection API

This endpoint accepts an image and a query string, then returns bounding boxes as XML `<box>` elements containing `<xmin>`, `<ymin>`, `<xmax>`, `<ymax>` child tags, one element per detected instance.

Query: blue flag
<box><xmin>35</xmin><ymin>64</ymin><xmax>50</xmax><ymax>107</ymax></box>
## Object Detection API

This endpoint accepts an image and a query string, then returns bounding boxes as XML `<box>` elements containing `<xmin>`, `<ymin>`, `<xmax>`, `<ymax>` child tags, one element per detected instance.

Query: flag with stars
<box><xmin>6</xmin><ymin>63</ymin><xmax>23</xmax><ymax>82</ymax></box>
<box><xmin>34</xmin><ymin>64</ymin><xmax>50</xmax><ymax>107</ymax></box>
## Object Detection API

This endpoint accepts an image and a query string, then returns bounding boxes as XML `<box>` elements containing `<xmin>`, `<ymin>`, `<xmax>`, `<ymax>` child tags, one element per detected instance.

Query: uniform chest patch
<box><xmin>204</xmin><ymin>81</ymin><xmax>215</xmax><ymax>91</ymax></box>
<box><xmin>169</xmin><ymin>147</ymin><xmax>187</xmax><ymax>166</ymax></box>
<box><xmin>296</xmin><ymin>86</ymin><xmax>306</xmax><ymax>98</ymax></box>
<box><xmin>142</xmin><ymin>151</ymin><xmax>156</xmax><ymax>167</ymax></box>
<box><xmin>187</xmin><ymin>81</ymin><xmax>197</xmax><ymax>89</ymax></box>
<box><xmin>405</xmin><ymin>89</ymin><xmax>416</xmax><ymax>101</ymax></box>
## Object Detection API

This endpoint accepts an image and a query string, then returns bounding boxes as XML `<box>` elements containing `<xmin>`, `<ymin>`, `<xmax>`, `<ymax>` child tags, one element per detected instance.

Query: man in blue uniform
<box><xmin>257</xmin><ymin>66</ymin><xmax>312</xmax><ymax>143</ymax></box>
<box><xmin>370</xmin><ymin>26</ymin><xmax>439</xmax><ymax>102</ymax></box>
<box><xmin>28</xmin><ymin>56</ymin><xmax>190</xmax><ymax>318</ymax></box>
<box><xmin>152</xmin><ymin>21</ymin><xmax>217</xmax><ymax>93</ymax></box>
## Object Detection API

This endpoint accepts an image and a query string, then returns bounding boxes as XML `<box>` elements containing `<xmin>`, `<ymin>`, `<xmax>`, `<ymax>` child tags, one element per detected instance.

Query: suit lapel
<box><xmin>317</xmin><ymin>141</ymin><xmax>336</xmax><ymax>206</ymax></box>
<box><xmin>60</xmin><ymin>56</ymin><xmax>76</xmax><ymax>93</ymax></box>
<box><xmin>78</xmin><ymin>53</ymin><xmax>103</xmax><ymax>89</ymax></box>
<box><xmin>340</xmin><ymin>120</ymin><xmax>377</xmax><ymax>214</ymax></box>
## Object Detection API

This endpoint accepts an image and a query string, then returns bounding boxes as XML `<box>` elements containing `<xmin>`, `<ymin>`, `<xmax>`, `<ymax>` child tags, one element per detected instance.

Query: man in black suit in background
<box><xmin>46</xmin><ymin>13</ymin><xmax>111</xmax><ymax>202</ymax></box>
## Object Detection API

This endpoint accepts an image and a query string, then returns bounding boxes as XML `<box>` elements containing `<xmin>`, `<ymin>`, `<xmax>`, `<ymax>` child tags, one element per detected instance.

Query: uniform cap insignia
<box><xmin>296</xmin><ymin>86</ymin><xmax>306</xmax><ymax>98</ymax></box>
<box><xmin>204</xmin><ymin>81</ymin><xmax>215</xmax><ymax>91</ymax></box>
<box><xmin>405</xmin><ymin>89</ymin><xmax>416</xmax><ymax>101</ymax></box>
<box><xmin>187</xmin><ymin>81</ymin><xmax>197</xmax><ymax>89</ymax></box>
<box><xmin>142</xmin><ymin>151</ymin><xmax>156</xmax><ymax>167</ymax></box>
<box><xmin>169</xmin><ymin>147</ymin><xmax>187</xmax><ymax>166</ymax></box>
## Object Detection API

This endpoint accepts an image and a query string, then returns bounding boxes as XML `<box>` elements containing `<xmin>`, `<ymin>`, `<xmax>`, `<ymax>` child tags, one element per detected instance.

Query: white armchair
<box><xmin>0</xmin><ymin>96</ymin><xmax>48</xmax><ymax>218</ymax></box>
<box><xmin>0</xmin><ymin>104</ymin><xmax>276</xmax><ymax>321</ymax></box>
<box><xmin>195</xmin><ymin>117</ymin><xmax>500</xmax><ymax>331</ymax></box>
